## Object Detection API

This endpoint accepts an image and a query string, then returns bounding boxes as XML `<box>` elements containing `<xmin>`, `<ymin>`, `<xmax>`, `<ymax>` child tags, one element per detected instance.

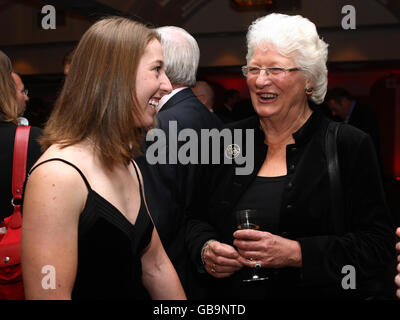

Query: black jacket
<box><xmin>136</xmin><ymin>88</ymin><xmax>222</xmax><ymax>298</ymax></box>
<box><xmin>214</xmin><ymin>105</ymin><xmax>235</xmax><ymax>124</ymax></box>
<box><xmin>186</xmin><ymin>110</ymin><xmax>396</xmax><ymax>299</ymax></box>
<box><xmin>348</xmin><ymin>102</ymin><xmax>380</xmax><ymax>154</ymax></box>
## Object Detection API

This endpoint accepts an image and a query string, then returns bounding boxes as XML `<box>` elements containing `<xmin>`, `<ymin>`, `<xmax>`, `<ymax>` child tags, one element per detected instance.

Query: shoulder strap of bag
<box><xmin>9</xmin><ymin>126</ymin><xmax>31</xmax><ymax>228</ymax></box>
<box><xmin>325</xmin><ymin>121</ymin><xmax>345</xmax><ymax>235</ymax></box>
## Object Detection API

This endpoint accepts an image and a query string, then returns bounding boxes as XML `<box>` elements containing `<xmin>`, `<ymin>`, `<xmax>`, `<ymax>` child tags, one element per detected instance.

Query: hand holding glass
<box><xmin>236</xmin><ymin>209</ymin><xmax>268</xmax><ymax>282</ymax></box>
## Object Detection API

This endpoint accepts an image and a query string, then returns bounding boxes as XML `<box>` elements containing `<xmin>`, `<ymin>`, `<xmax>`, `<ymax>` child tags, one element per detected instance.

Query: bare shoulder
<box><xmin>29</xmin><ymin>145</ymin><xmax>87</xmax><ymax>185</ymax></box>
<box><xmin>25</xmin><ymin>144</ymin><xmax>90</xmax><ymax>216</ymax></box>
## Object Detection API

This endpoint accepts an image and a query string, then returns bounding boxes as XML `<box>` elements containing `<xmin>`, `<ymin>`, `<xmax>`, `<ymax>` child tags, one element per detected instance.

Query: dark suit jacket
<box><xmin>214</xmin><ymin>105</ymin><xmax>235</xmax><ymax>124</ymax></box>
<box><xmin>136</xmin><ymin>88</ymin><xmax>222</xmax><ymax>298</ymax></box>
<box><xmin>348</xmin><ymin>102</ymin><xmax>381</xmax><ymax>157</ymax></box>
<box><xmin>0</xmin><ymin>122</ymin><xmax>42</xmax><ymax>220</ymax></box>
<box><xmin>186</xmin><ymin>110</ymin><xmax>396</xmax><ymax>299</ymax></box>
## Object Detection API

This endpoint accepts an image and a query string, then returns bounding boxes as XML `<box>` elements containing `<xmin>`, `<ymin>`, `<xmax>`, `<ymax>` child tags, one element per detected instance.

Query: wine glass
<box><xmin>236</xmin><ymin>209</ymin><xmax>268</xmax><ymax>282</ymax></box>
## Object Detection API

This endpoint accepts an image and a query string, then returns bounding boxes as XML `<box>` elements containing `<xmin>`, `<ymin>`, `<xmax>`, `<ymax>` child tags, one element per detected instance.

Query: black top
<box><xmin>0</xmin><ymin>121</ymin><xmax>42</xmax><ymax>220</ymax></box>
<box><xmin>227</xmin><ymin>175</ymin><xmax>287</xmax><ymax>300</ymax></box>
<box><xmin>234</xmin><ymin>175</ymin><xmax>286</xmax><ymax>235</ymax></box>
<box><xmin>27</xmin><ymin>158</ymin><xmax>154</xmax><ymax>300</ymax></box>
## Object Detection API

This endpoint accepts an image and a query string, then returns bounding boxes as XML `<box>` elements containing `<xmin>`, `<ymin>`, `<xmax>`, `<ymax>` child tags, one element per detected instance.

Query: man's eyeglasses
<box><xmin>21</xmin><ymin>89</ymin><xmax>28</xmax><ymax>96</ymax></box>
<box><xmin>241</xmin><ymin>66</ymin><xmax>302</xmax><ymax>78</ymax></box>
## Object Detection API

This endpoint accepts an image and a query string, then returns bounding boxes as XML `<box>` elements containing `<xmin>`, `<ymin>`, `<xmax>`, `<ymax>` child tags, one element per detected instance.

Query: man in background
<box><xmin>136</xmin><ymin>26</ymin><xmax>221</xmax><ymax>299</ymax></box>
<box><xmin>11</xmin><ymin>72</ymin><xmax>29</xmax><ymax>125</ymax></box>
<box><xmin>325</xmin><ymin>87</ymin><xmax>381</xmax><ymax>155</ymax></box>
<box><xmin>63</xmin><ymin>49</ymin><xmax>74</xmax><ymax>75</ymax></box>
<box><xmin>192</xmin><ymin>80</ymin><xmax>215</xmax><ymax>112</ymax></box>
<box><xmin>11</xmin><ymin>72</ymin><xmax>29</xmax><ymax>117</ymax></box>
<box><xmin>215</xmin><ymin>88</ymin><xmax>239</xmax><ymax>123</ymax></box>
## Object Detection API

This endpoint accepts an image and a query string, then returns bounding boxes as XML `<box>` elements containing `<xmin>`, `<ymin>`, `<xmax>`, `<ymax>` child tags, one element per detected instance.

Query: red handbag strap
<box><xmin>12</xmin><ymin>126</ymin><xmax>31</xmax><ymax>203</ymax></box>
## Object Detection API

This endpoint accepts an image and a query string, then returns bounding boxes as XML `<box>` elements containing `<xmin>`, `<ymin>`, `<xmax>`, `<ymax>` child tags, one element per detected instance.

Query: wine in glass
<box><xmin>236</xmin><ymin>209</ymin><xmax>268</xmax><ymax>282</ymax></box>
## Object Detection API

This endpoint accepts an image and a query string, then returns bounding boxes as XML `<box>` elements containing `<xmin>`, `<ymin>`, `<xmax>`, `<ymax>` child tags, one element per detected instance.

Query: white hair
<box><xmin>156</xmin><ymin>26</ymin><xmax>200</xmax><ymax>87</ymax></box>
<box><xmin>246</xmin><ymin>13</ymin><xmax>329</xmax><ymax>104</ymax></box>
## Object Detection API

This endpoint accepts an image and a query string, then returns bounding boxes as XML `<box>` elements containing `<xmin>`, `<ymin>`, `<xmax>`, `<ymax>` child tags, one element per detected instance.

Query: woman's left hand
<box><xmin>233</xmin><ymin>229</ymin><xmax>302</xmax><ymax>269</ymax></box>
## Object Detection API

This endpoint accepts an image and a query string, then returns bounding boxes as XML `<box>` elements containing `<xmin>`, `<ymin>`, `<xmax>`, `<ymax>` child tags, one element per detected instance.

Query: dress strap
<box><xmin>29</xmin><ymin>158</ymin><xmax>92</xmax><ymax>191</ymax></box>
<box><xmin>131</xmin><ymin>160</ymin><xmax>143</xmax><ymax>197</ymax></box>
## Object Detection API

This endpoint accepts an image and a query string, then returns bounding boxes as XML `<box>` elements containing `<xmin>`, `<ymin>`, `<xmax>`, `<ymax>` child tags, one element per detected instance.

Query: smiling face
<box><xmin>135</xmin><ymin>39</ymin><xmax>172</xmax><ymax>127</ymax></box>
<box><xmin>246</xmin><ymin>45</ymin><xmax>310</xmax><ymax>120</ymax></box>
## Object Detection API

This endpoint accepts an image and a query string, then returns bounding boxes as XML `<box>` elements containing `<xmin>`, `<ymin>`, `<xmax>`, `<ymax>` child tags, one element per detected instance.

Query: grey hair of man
<box><xmin>156</xmin><ymin>26</ymin><xmax>200</xmax><ymax>88</ymax></box>
<box><xmin>246</xmin><ymin>13</ymin><xmax>329</xmax><ymax>104</ymax></box>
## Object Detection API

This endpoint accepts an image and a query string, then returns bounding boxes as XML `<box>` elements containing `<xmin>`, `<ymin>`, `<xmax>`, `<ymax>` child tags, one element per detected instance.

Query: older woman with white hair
<box><xmin>186</xmin><ymin>13</ymin><xmax>396</xmax><ymax>300</ymax></box>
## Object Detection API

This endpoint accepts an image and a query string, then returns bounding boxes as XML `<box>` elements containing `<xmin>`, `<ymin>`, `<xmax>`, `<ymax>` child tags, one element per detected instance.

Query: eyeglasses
<box><xmin>241</xmin><ymin>66</ymin><xmax>302</xmax><ymax>78</ymax></box>
<box><xmin>21</xmin><ymin>89</ymin><xmax>28</xmax><ymax>96</ymax></box>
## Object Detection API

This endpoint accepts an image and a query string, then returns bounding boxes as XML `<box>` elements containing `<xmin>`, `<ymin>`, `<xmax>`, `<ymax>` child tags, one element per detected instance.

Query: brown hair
<box><xmin>0</xmin><ymin>50</ymin><xmax>18</xmax><ymax>124</ymax></box>
<box><xmin>41</xmin><ymin>17</ymin><xmax>160</xmax><ymax>169</ymax></box>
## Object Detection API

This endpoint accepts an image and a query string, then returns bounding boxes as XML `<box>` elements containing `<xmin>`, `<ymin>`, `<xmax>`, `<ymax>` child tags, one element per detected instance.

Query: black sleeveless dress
<box><xmin>27</xmin><ymin>158</ymin><xmax>154</xmax><ymax>300</ymax></box>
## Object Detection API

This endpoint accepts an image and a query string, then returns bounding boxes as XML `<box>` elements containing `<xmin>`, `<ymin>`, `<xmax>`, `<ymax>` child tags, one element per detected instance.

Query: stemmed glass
<box><xmin>236</xmin><ymin>209</ymin><xmax>268</xmax><ymax>282</ymax></box>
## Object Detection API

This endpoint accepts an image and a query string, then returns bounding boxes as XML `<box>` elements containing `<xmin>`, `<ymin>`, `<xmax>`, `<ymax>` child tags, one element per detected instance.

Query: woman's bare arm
<box><xmin>21</xmin><ymin>161</ymin><xmax>86</xmax><ymax>299</ymax></box>
<box><xmin>140</xmin><ymin>228</ymin><xmax>186</xmax><ymax>300</ymax></box>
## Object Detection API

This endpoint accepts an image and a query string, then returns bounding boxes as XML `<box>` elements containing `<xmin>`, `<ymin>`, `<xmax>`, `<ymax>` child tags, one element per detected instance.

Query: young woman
<box><xmin>21</xmin><ymin>17</ymin><xmax>185</xmax><ymax>300</ymax></box>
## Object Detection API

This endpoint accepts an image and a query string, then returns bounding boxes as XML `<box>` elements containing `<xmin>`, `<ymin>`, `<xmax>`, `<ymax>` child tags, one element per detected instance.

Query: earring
<box><xmin>305</xmin><ymin>88</ymin><xmax>313</xmax><ymax>95</ymax></box>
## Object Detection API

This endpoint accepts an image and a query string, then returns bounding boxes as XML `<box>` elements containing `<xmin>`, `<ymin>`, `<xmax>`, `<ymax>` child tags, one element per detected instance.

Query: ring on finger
<box><xmin>211</xmin><ymin>263</ymin><xmax>216</xmax><ymax>273</ymax></box>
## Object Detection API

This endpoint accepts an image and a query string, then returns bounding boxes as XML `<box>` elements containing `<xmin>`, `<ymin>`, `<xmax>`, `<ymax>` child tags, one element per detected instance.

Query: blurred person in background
<box><xmin>0</xmin><ymin>50</ymin><xmax>42</xmax><ymax>300</ymax></box>
<box><xmin>192</xmin><ymin>80</ymin><xmax>215</xmax><ymax>112</ymax></box>
<box><xmin>11</xmin><ymin>72</ymin><xmax>30</xmax><ymax>126</ymax></box>
<box><xmin>325</xmin><ymin>87</ymin><xmax>381</xmax><ymax>156</ymax></box>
